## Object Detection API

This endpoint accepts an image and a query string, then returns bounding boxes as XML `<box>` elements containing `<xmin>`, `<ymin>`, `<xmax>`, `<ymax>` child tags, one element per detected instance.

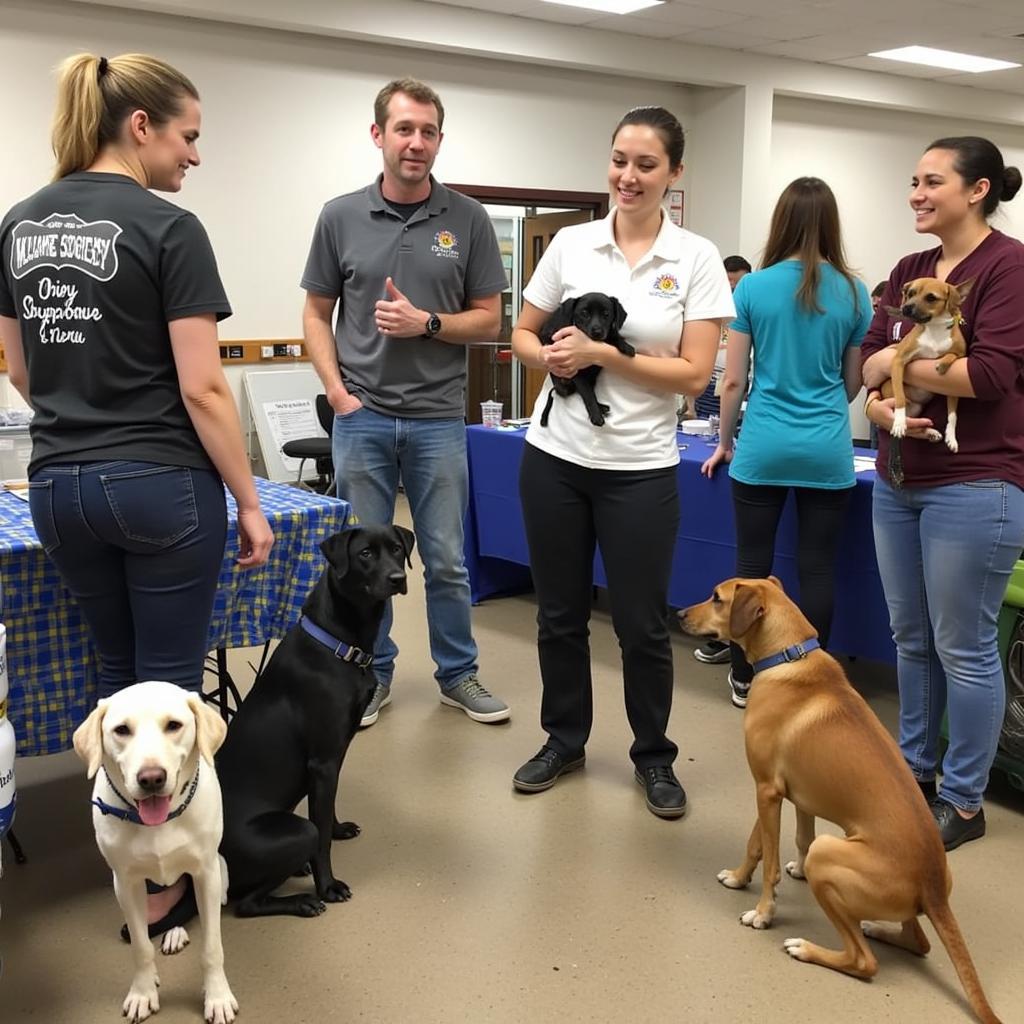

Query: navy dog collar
<box><xmin>92</xmin><ymin>765</ymin><xmax>200</xmax><ymax>826</ymax></box>
<box><xmin>751</xmin><ymin>638</ymin><xmax>820</xmax><ymax>674</ymax></box>
<box><xmin>299</xmin><ymin>615</ymin><xmax>374</xmax><ymax>669</ymax></box>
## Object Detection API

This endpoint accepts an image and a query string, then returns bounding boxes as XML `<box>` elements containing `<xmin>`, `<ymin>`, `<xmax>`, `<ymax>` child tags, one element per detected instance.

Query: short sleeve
<box><xmin>682</xmin><ymin>241</ymin><xmax>735</xmax><ymax>323</ymax></box>
<box><xmin>300</xmin><ymin>206</ymin><xmax>344</xmax><ymax>298</ymax></box>
<box><xmin>0</xmin><ymin>215</ymin><xmax>16</xmax><ymax>317</ymax></box>
<box><xmin>160</xmin><ymin>213</ymin><xmax>232</xmax><ymax>322</ymax></box>
<box><xmin>730</xmin><ymin>273</ymin><xmax>752</xmax><ymax>334</ymax></box>
<box><xmin>847</xmin><ymin>280</ymin><xmax>872</xmax><ymax>349</ymax></box>
<box><xmin>464</xmin><ymin>206</ymin><xmax>508</xmax><ymax>299</ymax></box>
<box><xmin>522</xmin><ymin>230</ymin><xmax>567</xmax><ymax>313</ymax></box>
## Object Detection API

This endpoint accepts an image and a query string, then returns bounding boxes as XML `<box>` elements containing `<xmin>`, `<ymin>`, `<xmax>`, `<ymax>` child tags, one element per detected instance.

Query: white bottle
<box><xmin>0</xmin><ymin>623</ymin><xmax>17</xmax><ymax>876</ymax></box>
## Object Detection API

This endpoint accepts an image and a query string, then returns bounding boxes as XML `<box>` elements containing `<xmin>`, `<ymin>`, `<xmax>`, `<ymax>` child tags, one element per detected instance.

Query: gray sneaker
<box><xmin>360</xmin><ymin>682</ymin><xmax>392</xmax><ymax>728</ymax></box>
<box><xmin>439</xmin><ymin>675</ymin><xmax>510</xmax><ymax>723</ymax></box>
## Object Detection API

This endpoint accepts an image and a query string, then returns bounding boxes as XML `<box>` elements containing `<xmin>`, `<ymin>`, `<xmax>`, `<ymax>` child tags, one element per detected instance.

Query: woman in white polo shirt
<box><xmin>510</xmin><ymin>106</ymin><xmax>735</xmax><ymax>818</ymax></box>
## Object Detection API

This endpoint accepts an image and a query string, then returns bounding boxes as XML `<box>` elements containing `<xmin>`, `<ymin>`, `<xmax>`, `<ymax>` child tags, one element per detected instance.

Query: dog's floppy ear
<box><xmin>320</xmin><ymin>529</ymin><xmax>352</xmax><ymax>576</ymax></box>
<box><xmin>541</xmin><ymin>297</ymin><xmax>579</xmax><ymax>344</ymax></box>
<box><xmin>393</xmin><ymin>525</ymin><xmax>415</xmax><ymax>568</ymax></box>
<box><xmin>187</xmin><ymin>694</ymin><xmax>228</xmax><ymax>766</ymax></box>
<box><xmin>729</xmin><ymin>582</ymin><xmax>766</xmax><ymax>638</ymax></box>
<box><xmin>608</xmin><ymin>296</ymin><xmax>627</xmax><ymax>333</ymax></box>
<box><xmin>767</xmin><ymin>575</ymin><xmax>785</xmax><ymax>592</ymax></box>
<box><xmin>72</xmin><ymin>700</ymin><xmax>108</xmax><ymax>779</ymax></box>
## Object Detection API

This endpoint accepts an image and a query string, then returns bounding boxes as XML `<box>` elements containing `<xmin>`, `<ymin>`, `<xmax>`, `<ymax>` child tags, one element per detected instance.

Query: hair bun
<box><xmin>1002</xmin><ymin>166</ymin><xmax>1022</xmax><ymax>203</ymax></box>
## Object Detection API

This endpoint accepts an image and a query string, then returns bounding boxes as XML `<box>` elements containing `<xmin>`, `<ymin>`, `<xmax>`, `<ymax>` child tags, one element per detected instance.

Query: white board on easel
<box><xmin>242</xmin><ymin>368</ymin><xmax>325</xmax><ymax>483</ymax></box>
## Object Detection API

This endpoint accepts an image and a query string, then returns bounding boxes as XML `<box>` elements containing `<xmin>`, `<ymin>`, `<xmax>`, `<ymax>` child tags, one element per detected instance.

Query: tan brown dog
<box><xmin>678</xmin><ymin>578</ymin><xmax>1001</xmax><ymax>1024</ymax></box>
<box><xmin>885</xmin><ymin>277</ymin><xmax>972</xmax><ymax>452</ymax></box>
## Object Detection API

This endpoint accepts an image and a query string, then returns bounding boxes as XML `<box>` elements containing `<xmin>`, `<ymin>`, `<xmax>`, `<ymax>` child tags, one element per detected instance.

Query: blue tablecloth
<box><xmin>464</xmin><ymin>426</ymin><xmax>895</xmax><ymax>665</ymax></box>
<box><xmin>0</xmin><ymin>477</ymin><xmax>351</xmax><ymax>756</ymax></box>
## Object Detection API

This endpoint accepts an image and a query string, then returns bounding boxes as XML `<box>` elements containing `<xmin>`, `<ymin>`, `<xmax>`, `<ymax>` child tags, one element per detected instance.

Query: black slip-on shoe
<box><xmin>513</xmin><ymin>746</ymin><xmax>585</xmax><ymax>792</ymax></box>
<box><xmin>931</xmin><ymin>799</ymin><xmax>985</xmax><ymax>851</ymax></box>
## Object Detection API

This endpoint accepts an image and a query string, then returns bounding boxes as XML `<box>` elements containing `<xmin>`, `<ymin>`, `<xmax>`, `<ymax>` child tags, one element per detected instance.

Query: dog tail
<box><xmin>887</xmin><ymin>436</ymin><xmax>904</xmax><ymax>489</ymax></box>
<box><xmin>922</xmin><ymin>890</ymin><xmax>1002</xmax><ymax>1023</ymax></box>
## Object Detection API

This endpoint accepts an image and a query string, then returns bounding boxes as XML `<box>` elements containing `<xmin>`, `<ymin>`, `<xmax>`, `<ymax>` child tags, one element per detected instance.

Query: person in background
<box><xmin>510</xmin><ymin>106</ymin><xmax>734</xmax><ymax>818</ymax></box>
<box><xmin>0</xmin><ymin>51</ymin><xmax>274</xmax><ymax>937</ymax></box>
<box><xmin>702</xmin><ymin>177</ymin><xmax>869</xmax><ymax>709</ymax></box>
<box><xmin>693</xmin><ymin>254</ymin><xmax>752</xmax><ymax>663</ymax></box>
<box><xmin>862</xmin><ymin>136</ymin><xmax>1024</xmax><ymax>850</ymax></box>
<box><xmin>870</xmin><ymin>280</ymin><xmax>886</xmax><ymax>312</ymax></box>
<box><xmin>301</xmin><ymin>78</ymin><xmax>510</xmax><ymax>728</ymax></box>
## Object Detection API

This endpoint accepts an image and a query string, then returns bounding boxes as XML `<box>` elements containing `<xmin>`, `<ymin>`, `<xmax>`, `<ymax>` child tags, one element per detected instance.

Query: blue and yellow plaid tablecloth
<box><xmin>0</xmin><ymin>477</ymin><xmax>352</xmax><ymax>757</ymax></box>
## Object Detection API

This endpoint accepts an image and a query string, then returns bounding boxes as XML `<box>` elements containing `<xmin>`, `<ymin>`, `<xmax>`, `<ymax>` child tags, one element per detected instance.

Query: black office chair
<box><xmin>281</xmin><ymin>394</ymin><xmax>335</xmax><ymax>493</ymax></box>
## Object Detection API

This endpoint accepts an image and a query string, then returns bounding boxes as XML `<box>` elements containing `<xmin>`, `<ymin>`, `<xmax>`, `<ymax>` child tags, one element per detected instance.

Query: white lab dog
<box><xmin>73</xmin><ymin>681</ymin><xmax>237</xmax><ymax>1024</ymax></box>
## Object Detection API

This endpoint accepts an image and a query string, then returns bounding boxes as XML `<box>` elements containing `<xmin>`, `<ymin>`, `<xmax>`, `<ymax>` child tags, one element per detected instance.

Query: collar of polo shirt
<box><xmin>594</xmin><ymin>209</ymin><xmax>683</xmax><ymax>263</ymax></box>
<box><xmin>369</xmin><ymin>173</ymin><xmax>449</xmax><ymax>218</ymax></box>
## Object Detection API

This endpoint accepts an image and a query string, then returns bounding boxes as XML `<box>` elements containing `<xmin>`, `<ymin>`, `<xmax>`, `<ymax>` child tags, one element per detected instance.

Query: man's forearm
<box><xmin>303</xmin><ymin>314</ymin><xmax>346</xmax><ymax>397</ymax></box>
<box><xmin>433</xmin><ymin>306</ymin><xmax>500</xmax><ymax>345</ymax></box>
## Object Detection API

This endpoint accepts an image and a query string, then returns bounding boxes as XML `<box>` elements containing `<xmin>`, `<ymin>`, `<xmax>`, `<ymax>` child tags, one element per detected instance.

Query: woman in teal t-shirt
<box><xmin>701</xmin><ymin>177</ymin><xmax>870</xmax><ymax>709</ymax></box>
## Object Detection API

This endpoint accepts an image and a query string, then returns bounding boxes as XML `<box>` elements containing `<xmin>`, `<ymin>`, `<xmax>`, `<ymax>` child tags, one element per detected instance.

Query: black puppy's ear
<box><xmin>608</xmin><ymin>296</ymin><xmax>627</xmax><ymax>332</ymax></box>
<box><xmin>320</xmin><ymin>530</ymin><xmax>352</xmax><ymax>576</ymax></box>
<box><xmin>394</xmin><ymin>525</ymin><xmax>415</xmax><ymax>567</ymax></box>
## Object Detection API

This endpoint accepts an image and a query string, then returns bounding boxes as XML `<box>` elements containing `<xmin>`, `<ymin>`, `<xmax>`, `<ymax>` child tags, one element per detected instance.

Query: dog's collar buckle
<box><xmin>751</xmin><ymin>637</ymin><xmax>820</xmax><ymax>674</ymax></box>
<box><xmin>300</xmin><ymin>615</ymin><xmax>374</xmax><ymax>670</ymax></box>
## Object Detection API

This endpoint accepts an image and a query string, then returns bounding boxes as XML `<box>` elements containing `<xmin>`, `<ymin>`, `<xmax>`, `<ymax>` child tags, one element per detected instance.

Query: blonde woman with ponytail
<box><xmin>0</xmin><ymin>52</ymin><xmax>273</xmax><ymax>940</ymax></box>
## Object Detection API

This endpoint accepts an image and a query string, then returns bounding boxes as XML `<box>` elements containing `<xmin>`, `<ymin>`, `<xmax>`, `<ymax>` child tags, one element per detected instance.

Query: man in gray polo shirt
<box><xmin>301</xmin><ymin>77</ymin><xmax>510</xmax><ymax>727</ymax></box>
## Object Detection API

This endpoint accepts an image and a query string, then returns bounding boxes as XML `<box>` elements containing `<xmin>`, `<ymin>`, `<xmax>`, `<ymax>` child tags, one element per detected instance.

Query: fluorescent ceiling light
<box><xmin>540</xmin><ymin>0</ymin><xmax>665</xmax><ymax>14</ymax></box>
<box><xmin>868</xmin><ymin>46</ymin><xmax>1020</xmax><ymax>74</ymax></box>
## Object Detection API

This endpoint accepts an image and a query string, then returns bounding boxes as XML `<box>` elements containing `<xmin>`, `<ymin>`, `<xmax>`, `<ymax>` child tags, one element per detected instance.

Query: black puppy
<box><xmin>217</xmin><ymin>523</ymin><xmax>414</xmax><ymax>918</ymax></box>
<box><xmin>539</xmin><ymin>291</ymin><xmax>633</xmax><ymax>427</ymax></box>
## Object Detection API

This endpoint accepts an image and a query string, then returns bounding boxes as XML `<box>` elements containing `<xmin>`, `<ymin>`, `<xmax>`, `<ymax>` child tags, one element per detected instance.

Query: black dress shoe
<box><xmin>931</xmin><ymin>799</ymin><xmax>986</xmax><ymax>851</ymax></box>
<box><xmin>513</xmin><ymin>746</ymin><xmax>585</xmax><ymax>792</ymax></box>
<box><xmin>916</xmin><ymin>777</ymin><xmax>937</xmax><ymax>804</ymax></box>
<box><xmin>635</xmin><ymin>765</ymin><xmax>687</xmax><ymax>819</ymax></box>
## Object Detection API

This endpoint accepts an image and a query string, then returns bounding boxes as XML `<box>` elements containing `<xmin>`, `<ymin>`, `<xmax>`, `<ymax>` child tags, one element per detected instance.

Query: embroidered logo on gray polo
<box><xmin>9</xmin><ymin>213</ymin><xmax>122</xmax><ymax>282</ymax></box>
<box><xmin>431</xmin><ymin>228</ymin><xmax>460</xmax><ymax>260</ymax></box>
<box><xmin>650</xmin><ymin>272</ymin><xmax>679</xmax><ymax>298</ymax></box>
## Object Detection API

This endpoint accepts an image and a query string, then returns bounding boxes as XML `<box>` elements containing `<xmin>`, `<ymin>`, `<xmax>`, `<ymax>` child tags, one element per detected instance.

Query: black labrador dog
<box><xmin>539</xmin><ymin>291</ymin><xmax>633</xmax><ymax>427</ymax></box>
<box><xmin>217</xmin><ymin>523</ymin><xmax>414</xmax><ymax>918</ymax></box>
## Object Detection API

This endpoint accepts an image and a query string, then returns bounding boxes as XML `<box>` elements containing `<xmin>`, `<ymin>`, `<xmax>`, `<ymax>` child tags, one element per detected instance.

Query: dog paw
<box><xmin>944</xmin><ymin>427</ymin><xmax>958</xmax><ymax>453</ymax></box>
<box><xmin>783</xmin><ymin>937</ymin><xmax>811</xmax><ymax>961</ymax></box>
<box><xmin>891</xmin><ymin>409</ymin><xmax>908</xmax><ymax>438</ymax></box>
<box><xmin>123</xmin><ymin>981</ymin><xmax>160</xmax><ymax>1022</ymax></box>
<box><xmin>295</xmin><ymin>894</ymin><xmax>327</xmax><ymax>917</ymax></box>
<box><xmin>740</xmin><ymin>908</ymin><xmax>774</xmax><ymax>929</ymax></box>
<box><xmin>161</xmin><ymin>926</ymin><xmax>189</xmax><ymax>955</ymax></box>
<box><xmin>923</xmin><ymin>428</ymin><xmax>942</xmax><ymax>443</ymax></box>
<box><xmin>321</xmin><ymin>879</ymin><xmax>352</xmax><ymax>903</ymax></box>
<box><xmin>203</xmin><ymin>978</ymin><xmax>239</xmax><ymax>1024</ymax></box>
<box><xmin>333</xmin><ymin>820</ymin><xmax>361</xmax><ymax>840</ymax></box>
<box><xmin>784</xmin><ymin>860</ymin><xmax>806</xmax><ymax>880</ymax></box>
<box><xmin>292</xmin><ymin>861</ymin><xmax>313</xmax><ymax>878</ymax></box>
<box><xmin>717</xmin><ymin>869</ymin><xmax>748</xmax><ymax>890</ymax></box>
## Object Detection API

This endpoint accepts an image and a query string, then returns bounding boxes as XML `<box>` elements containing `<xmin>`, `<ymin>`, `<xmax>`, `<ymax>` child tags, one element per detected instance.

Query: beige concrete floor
<box><xmin>4</xmin><ymin>501</ymin><xmax>1024</xmax><ymax>1023</ymax></box>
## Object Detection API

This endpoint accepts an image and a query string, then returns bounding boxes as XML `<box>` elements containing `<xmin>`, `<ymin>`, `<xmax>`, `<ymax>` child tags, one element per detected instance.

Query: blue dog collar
<box><xmin>751</xmin><ymin>638</ymin><xmax>820</xmax><ymax>674</ymax></box>
<box><xmin>92</xmin><ymin>765</ymin><xmax>200</xmax><ymax>827</ymax></box>
<box><xmin>299</xmin><ymin>615</ymin><xmax>374</xmax><ymax>669</ymax></box>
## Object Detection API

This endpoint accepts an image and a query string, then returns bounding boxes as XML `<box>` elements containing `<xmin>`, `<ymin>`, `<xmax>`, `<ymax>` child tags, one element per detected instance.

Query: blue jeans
<box><xmin>331</xmin><ymin>407</ymin><xmax>476</xmax><ymax>691</ymax></box>
<box><xmin>28</xmin><ymin>461</ymin><xmax>228</xmax><ymax>699</ymax></box>
<box><xmin>872</xmin><ymin>477</ymin><xmax>1024</xmax><ymax>810</ymax></box>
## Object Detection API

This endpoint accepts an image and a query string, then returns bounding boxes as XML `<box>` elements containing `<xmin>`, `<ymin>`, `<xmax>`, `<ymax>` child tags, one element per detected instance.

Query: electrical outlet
<box><xmin>261</xmin><ymin>346</ymin><xmax>274</xmax><ymax>358</ymax></box>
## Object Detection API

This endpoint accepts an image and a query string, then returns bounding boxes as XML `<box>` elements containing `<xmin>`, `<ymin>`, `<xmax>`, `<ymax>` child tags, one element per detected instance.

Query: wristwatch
<box><xmin>424</xmin><ymin>313</ymin><xmax>442</xmax><ymax>338</ymax></box>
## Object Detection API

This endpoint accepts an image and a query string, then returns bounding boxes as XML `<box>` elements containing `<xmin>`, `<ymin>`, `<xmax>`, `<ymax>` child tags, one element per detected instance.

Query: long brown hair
<box><xmin>51</xmin><ymin>52</ymin><xmax>198</xmax><ymax>180</ymax></box>
<box><xmin>760</xmin><ymin>177</ymin><xmax>859</xmax><ymax>314</ymax></box>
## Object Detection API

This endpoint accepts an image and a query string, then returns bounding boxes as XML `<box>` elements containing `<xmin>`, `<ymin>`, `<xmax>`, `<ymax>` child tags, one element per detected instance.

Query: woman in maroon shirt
<box><xmin>862</xmin><ymin>136</ymin><xmax>1024</xmax><ymax>851</ymax></box>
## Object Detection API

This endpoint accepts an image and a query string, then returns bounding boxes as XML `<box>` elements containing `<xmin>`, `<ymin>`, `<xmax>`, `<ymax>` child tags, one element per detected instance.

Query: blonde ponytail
<box><xmin>50</xmin><ymin>52</ymin><xmax>199</xmax><ymax>180</ymax></box>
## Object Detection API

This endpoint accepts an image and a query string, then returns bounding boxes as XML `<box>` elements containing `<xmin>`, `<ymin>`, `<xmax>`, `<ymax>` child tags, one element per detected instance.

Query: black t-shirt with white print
<box><xmin>0</xmin><ymin>172</ymin><xmax>231</xmax><ymax>476</ymax></box>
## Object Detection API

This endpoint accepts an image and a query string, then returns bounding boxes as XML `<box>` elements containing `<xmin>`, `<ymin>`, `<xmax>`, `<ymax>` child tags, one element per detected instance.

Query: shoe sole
<box><xmin>943</xmin><ymin>820</ymin><xmax>986</xmax><ymax>852</ymax></box>
<box><xmin>513</xmin><ymin>756</ymin><xmax>585</xmax><ymax>792</ymax></box>
<box><xmin>359</xmin><ymin>691</ymin><xmax>392</xmax><ymax>728</ymax></box>
<box><xmin>634</xmin><ymin>771</ymin><xmax>687</xmax><ymax>819</ymax></box>
<box><xmin>730</xmin><ymin>691</ymin><xmax>748</xmax><ymax>709</ymax></box>
<box><xmin>439</xmin><ymin>693</ymin><xmax>511</xmax><ymax>723</ymax></box>
<box><xmin>693</xmin><ymin>648</ymin><xmax>731</xmax><ymax>664</ymax></box>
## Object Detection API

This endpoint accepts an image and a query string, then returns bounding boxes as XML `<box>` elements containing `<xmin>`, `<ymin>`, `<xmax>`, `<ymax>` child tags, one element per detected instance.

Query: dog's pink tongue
<box><xmin>137</xmin><ymin>795</ymin><xmax>172</xmax><ymax>826</ymax></box>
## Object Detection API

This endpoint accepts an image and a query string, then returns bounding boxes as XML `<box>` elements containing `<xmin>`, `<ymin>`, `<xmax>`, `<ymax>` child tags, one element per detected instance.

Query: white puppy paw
<box><xmin>891</xmin><ymin>408</ymin><xmax>907</xmax><ymax>438</ymax></box>
<box><xmin>740</xmin><ymin>907</ymin><xmax>774</xmax><ymax>929</ymax></box>
<box><xmin>161</xmin><ymin>926</ymin><xmax>189</xmax><ymax>955</ymax></box>
<box><xmin>717</xmin><ymin>868</ymin><xmax>748</xmax><ymax>890</ymax></box>
<box><xmin>204</xmin><ymin>980</ymin><xmax>239</xmax><ymax>1024</ymax></box>
<box><xmin>784</xmin><ymin>937</ymin><xmax>810</xmax><ymax>960</ymax></box>
<box><xmin>123</xmin><ymin>979</ymin><xmax>160</xmax><ymax>1022</ymax></box>
<box><xmin>784</xmin><ymin>859</ymin><xmax>806</xmax><ymax>880</ymax></box>
<box><xmin>923</xmin><ymin>428</ymin><xmax>942</xmax><ymax>443</ymax></box>
<box><xmin>944</xmin><ymin>422</ymin><xmax>958</xmax><ymax>452</ymax></box>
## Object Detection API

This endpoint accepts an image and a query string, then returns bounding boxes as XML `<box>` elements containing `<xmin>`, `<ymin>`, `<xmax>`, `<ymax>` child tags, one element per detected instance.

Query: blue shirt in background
<box><xmin>728</xmin><ymin>261</ymin><xmax>871</xmax><ymax>489</ymax></box>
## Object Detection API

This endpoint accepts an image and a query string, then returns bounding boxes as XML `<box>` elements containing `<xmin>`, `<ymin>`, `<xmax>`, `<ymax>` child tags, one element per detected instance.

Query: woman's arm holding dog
<box><xmin>863</xmin><ymin>345</ymin><xmax>977</xmax><ymax>398</ymax></box>
<box><xmin>512</xmin><ymin>301</ymin><xmax>572</xmax><ymax>375</ymax></box>
<box><xmin>701</xmin><ymin>329</ymin><xmax>750</xmax><ymax>478</ymax></box>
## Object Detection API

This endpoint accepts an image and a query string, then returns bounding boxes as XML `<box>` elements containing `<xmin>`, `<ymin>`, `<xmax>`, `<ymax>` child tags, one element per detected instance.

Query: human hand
<box><xmin>375</xmin><ymin>277</ymin><xmax>427</xmax><ymax>337</ymax></box>
<box><xmin>327</xmin><ymin>384</ymin><xmax>362</xmax><ymax>417</ymax></box>
<box><xmin>868</xmin><ymin>396</ymin><xmax>941</xmax><ymax>442</ymax></box>
<box><xmin>701</xmin><ymin>444</ymin><xmax>732</xmax><ymax>478</ymax></box>
<box><xmin>546</xmin><ymin>326</ymin><xmax>598</xmax><ymax>377</ymax></box>
<box><xmin>862</xmin><ymin>346</ymin><xmax>896</xmax><ymax>390</ymax></box>
<box><xmin>235</xmin><ymin>507</ymin><xmax>275</xmax><ymax>567</ymax></box>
